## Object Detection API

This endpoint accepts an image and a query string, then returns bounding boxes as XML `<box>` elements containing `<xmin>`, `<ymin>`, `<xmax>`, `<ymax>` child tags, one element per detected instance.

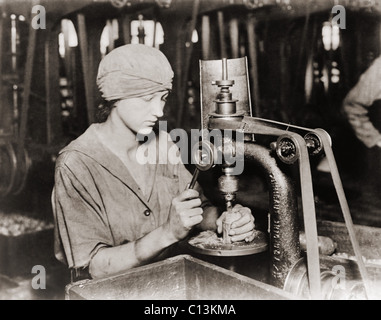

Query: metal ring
<box><xmin>304</xmin><ymin>132</ymin><xmax>324</xmax><ymax>156</ymax></box>
<box><xmin>283</xmin><ymin>258</ymin><xmax>308</xmax><ymax>297</ymax></box>
<box><xmin>275</xmin><ymin>134</ymin><xmax>300</xmax><ymax>164</ymax></box>
<box><xmin>0</xmin><ymin>141</ymin><xmax>17</xmax><ymax>198</ymax></box>
<box><xmin>12</xmin><ymin>144</ymin><xmax>31</xmax><ymax>195</ymax></box>
<box><xmin>191</xmin><ymin>140</ymin><xmax>215</xmax><ymax>171</ymax></box>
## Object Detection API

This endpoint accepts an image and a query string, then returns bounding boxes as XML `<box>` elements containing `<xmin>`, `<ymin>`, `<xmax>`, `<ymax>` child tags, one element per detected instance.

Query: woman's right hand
<box><xmin>165</xmin><ymin>189</ymin><xmax>204</xmax><ymax>241</ymax></box>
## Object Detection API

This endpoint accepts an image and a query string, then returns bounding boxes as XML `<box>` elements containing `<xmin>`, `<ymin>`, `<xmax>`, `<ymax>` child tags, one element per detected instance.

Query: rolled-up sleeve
<box><xmin>52</xmin><ymin>160</ymin><xmax>114</xmax><ymax>269</ymax></box>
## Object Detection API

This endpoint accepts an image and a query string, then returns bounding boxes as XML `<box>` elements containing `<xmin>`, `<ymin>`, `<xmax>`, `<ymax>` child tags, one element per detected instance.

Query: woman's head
<box><xmin>96</xmin><ymin>44</ymin><xmax>174</xmax><ymax>132</ymax></box>
<box><xmin>96</xmin><ymin>44</ymin><xmax>174</xmax><ymax>101</ymax></box>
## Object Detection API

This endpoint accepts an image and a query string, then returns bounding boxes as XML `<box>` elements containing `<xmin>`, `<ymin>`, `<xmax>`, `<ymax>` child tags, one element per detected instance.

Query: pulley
<box><xmin>284</xmin><ymin>257</ymin><xmax>367</xmax><ymax>300</ymax></box>
<box><xmin>0</xmin><ymin>141</ymin><xmax>31</xmax><ymax>198</ymax></box>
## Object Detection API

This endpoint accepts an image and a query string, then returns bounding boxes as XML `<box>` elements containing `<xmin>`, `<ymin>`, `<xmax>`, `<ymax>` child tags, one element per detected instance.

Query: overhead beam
<box><xmin>4</xmin><ymin>0</ymin><xmax>381</xmax><ymax>27</ymax></box>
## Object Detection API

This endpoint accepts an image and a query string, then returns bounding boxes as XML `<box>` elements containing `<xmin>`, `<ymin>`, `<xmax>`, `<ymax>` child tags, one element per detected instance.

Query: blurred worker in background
<box><xmin>342</xmin><ymin>55</ymin><xmax>381</xmax><ymax>149</ymax></box>
<box><xmin>341</xmin><ymin>54</ymin><xmax>381</xmax><ymax>189</ymax></box>
<box><xmin>51</xmin><ymin>44</ymin><xmax>255</xmax><ymax>282</ymax></box>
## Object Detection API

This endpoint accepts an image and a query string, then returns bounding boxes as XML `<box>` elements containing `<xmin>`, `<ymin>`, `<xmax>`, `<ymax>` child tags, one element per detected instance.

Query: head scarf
<box><xmin>96</xmin><ymin>44</ymin><xmax>174</xmax><ymax>101</ymax></box>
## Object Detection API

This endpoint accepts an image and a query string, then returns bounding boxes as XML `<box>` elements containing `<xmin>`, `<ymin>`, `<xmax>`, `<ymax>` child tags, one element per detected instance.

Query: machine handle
<box><xmin>187</xmin><ymin>168</ymin><xmax>200</xmax><ymax>190</ymax></box>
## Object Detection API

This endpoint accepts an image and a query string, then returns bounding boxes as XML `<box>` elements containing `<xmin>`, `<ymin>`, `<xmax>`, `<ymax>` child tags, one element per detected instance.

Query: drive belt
<box><xmin>242</xmin><ymin>117</ymin><xmax>372</xmax><ymax>299</ymax></box>
<box><xmin>209</xmin><ymin>117</ymin><xmax>323</xmax><ymax>299</ymax></box>
<box><xmin>313</xmin><ymin>128</ymin><xmax>371</xmax><ymax>299</ymax></box>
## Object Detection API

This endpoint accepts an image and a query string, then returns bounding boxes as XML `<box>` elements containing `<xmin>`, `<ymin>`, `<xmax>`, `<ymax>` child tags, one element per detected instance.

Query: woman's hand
<box><xmin>165</xmin><ymin>189</ymin><xmax>204</xmax><ymax>242</ymax></box>
<box><xmin>216</xmin><ymin>204</ymin><xmax>255</xmax><ymax>243</ymax></box>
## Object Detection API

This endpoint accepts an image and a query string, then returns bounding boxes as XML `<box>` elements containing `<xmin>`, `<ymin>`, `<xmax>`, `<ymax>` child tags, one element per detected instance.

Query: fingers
<box><xmin>177</xmin><ymin>207</ymin><xmax>203</xmax><ymax>232</ymax></box>
<box><xmin>231</xmin><ymin>211</ymin><xmax>253</xmax><ymax>229</ymax></box>
<box><xmin>186</xmin><ymin>207</ymin><xmax>203</xmax><ymax>217</ymax></box>
<box><xmin>184</xmin><ymin>213</ymin><xmax>203</xmax><ymax>229</ymax></box>
<box><xmin>183</xmin><ymin>198</ymin><xmax>202</xmax><ymax>210</ymax></box>
<box><xmin>231</xmin><ymin>230</ymin><xmax>256</xmax><ymax>243</ymax></box>
<box><xmin>171</xmin><ymin>190</ymin><xmax>203</xmax><ymax>232</ymax></box>
<box><xmin>216</xmin><ymin>215</ymin><xmax>224</xmax><ymax>234</ymax></box>
<box><xmin>176</xmin><ymin>189</ymin><xmax>200</xmax><ymax>201</ymax></box>
<box><xmin>229</xmin><ymin>220</ymin><xmax>254</xmax><ymax>236</ymax></box>
<box><xmin>222</xmin><ymin>205</ymin><xmax>256</xmax><ymax>243</ymax></box>
<box><xmin>231</xmin><ymin>206</ymin><xmax>254</xmax><ymax>227</ymax></box>
<box><xmin>172</xmin><ymin>195</ymin><xmax>202</xmax><ymax>211</ymax></box>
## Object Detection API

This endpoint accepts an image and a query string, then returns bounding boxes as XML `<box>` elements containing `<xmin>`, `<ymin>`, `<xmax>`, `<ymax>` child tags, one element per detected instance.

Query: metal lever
<box><xmin>187</xmin><ymin>168</ymin><xmax>200</xmax><ymax>189</ymax></box>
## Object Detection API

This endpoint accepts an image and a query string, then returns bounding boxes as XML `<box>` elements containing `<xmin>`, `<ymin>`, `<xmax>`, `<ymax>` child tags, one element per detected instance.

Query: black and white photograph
<box><xmin>0</xmin><ymin>0</ymin><xmax>381</xmax><ymax>304</ymax></box>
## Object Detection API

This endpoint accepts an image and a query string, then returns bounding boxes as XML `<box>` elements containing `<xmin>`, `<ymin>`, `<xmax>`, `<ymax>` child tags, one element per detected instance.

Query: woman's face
<box><xmin>114</xmin><ymin>91</ymin><xmax>169</xmax><ymax>135</ymax></box>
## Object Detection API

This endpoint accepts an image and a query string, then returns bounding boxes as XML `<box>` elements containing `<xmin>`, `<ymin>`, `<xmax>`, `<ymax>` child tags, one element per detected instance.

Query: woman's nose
<box><xmin>151</xmin><ymin>99</ymin><xmax>164</xmax><ymax>118</ymax></box>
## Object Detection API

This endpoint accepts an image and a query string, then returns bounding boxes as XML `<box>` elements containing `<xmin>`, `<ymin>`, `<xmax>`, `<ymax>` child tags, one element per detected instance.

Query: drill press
<box><xmin>188</xmin><ymin>58</ymin><xmax>268</xmax><ymax>256</ymax></box>
<box><xmin>188</xmin><ymin>56</ymin><xmax>372</xmax><ymax>299</ymax></box>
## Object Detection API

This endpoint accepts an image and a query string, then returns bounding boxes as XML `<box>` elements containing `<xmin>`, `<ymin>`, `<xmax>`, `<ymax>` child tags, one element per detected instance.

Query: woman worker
<box><xmin>51</xmin><ymin>44</ymin><xmax>255</xmax><ymax>281</ymax></box>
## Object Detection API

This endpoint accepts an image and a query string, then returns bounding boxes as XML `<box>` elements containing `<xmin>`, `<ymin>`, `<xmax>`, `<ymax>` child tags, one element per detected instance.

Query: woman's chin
<box><xmin>137</xmin><ymin>127</ymin><xmax>154</xmax><ymax>135</ymax></box>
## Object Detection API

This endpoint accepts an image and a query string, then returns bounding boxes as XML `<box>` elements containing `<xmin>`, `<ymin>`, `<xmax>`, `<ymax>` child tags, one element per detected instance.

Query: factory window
<box><xmin>320</xmin><ymin>21</ymin><xmax>342</xmax><ymax>88</ymax></box>
<box><xmin>58</xmin><ymin>19</ymin><xmax>78</xmax><ymax>58</ymax></box>
<box><xmin>100</xmin><ymin>19</ymin><xmax>119</xmax><ymax>56</ymax></box>
<box><xmin>57</xmin><ymin>19</ymin><xmax>79</xmax><ymax>136</ymax></box>
<box><xmin>191</xmin><ymin>29</ymin><xmax>199</xmax><ymax>43</ymax></box>
<box><xmin>322</xmin><ymin>21</ymin><xmax>340</xmax><ymax>51</ymax></box>
<box><xmin>1</xmin><ymin>13</ymin><xmax>28</xmax><ymax>135</ymax></box>
<box><xmin>99</xmin><ymin>16</ymin><xmax>164</xmax><ymax>53</ymax></box>
<box><xmin>130</xmin><ymin>15</ymin><xmax>164</xmax><ymax>48</ymax></box>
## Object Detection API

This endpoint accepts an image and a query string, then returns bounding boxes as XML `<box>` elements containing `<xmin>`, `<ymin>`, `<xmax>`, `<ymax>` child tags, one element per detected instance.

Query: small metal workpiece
<box><xmin>222</xmin><ymin>201</ymin><xmax>240</xmax><ymax>244</ymax></box>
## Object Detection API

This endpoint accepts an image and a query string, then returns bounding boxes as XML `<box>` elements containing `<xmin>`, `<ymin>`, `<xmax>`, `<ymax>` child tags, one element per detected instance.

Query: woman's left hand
<box><xmin>216</xmin><ymin>204</ymin><xmax>256</xmax><ymax>243</ymax></box>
